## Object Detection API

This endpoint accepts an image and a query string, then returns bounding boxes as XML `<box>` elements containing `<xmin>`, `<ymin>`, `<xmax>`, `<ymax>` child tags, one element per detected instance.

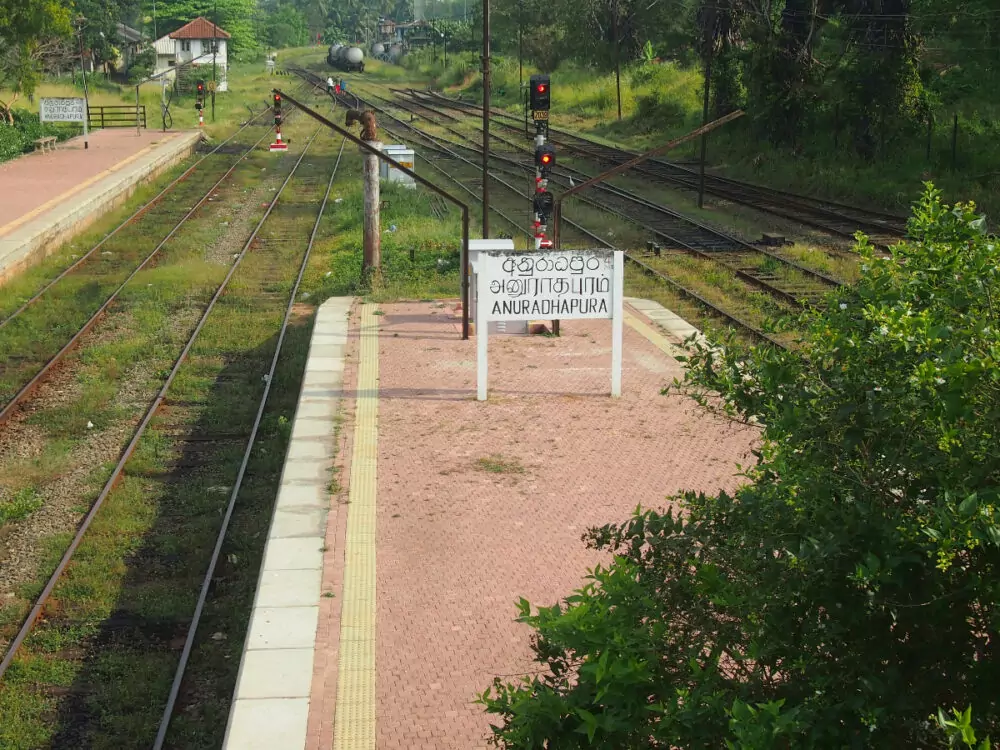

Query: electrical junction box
<box><xmin>381</xmin><ymin>144</ymin><xmax>416</xmax><ymax>188</ymax></box>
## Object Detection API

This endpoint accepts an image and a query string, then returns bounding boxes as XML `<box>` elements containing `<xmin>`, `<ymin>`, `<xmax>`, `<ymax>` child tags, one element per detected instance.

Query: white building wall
<box><xmin>152</xmin><ymin>34</ymin><xmax>229</xmax><ymax>90</ymax></box>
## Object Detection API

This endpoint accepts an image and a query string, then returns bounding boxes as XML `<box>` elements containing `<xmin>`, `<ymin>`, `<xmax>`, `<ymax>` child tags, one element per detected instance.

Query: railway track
<box><xmin>358</xmin><ymin>83</ymin><xmax>840</xmax><ymax>309</ymax></box>
<box><xmin>0</xmin><ymin>85</ymin><xmax>308</xmax><ymax>329</ymax></box>
<box><xmin>402</xmin><ymin>88</ymin><xmax>908</xmax><ymax>250</ymax></box>
<box><xmin>0</xmin><ymin>99</ymin><xmax>346</xmax><ymax>746</ymax></box>
<box><xmin>0</xmin><ymin>85</ymin><xmax>309</xmax><ymax>427</ymax></box>
<box><xmin>292</xmin><ymin>69</ymin><xmax>788</xmax><ymax>348</ymax></box>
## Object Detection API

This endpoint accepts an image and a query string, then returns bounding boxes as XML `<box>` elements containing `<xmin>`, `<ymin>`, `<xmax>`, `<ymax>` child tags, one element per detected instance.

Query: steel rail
<box><xmin>373</xmin><ymin>87</ymin><xmax>841</xmax><ymax>287</ymax></box>
<box><xmin>0</xmin><ymin>120</ymin><xmax>285</xmax><ymax>427</ymax></box>
<box><xmin>346</xmin><ymin>86</ymin><xmax>786</xmax><ymax>348</ymax></box>
<box><xmin>365</xmin><ymin>89</ymin><xmax>837</xmax><ymax>306</ymax></box>
<box><xmin>412</xmin><ymin>89</ymin><xmax>907</xmax><ymax>245</ymax></box>
<box><xmin>152</xmin><ymin>132</ymin><xmax>347</xmax><ymax>749</ymax></box>
<box><xmin>0</xmin><ymin>85</ymin><xmax>307</xmax><ymax>332</ymax></box>
<box><xmin>0</xmin><ymin>122</ymin><xmax>323</xmax><ymax>683</ymax></box>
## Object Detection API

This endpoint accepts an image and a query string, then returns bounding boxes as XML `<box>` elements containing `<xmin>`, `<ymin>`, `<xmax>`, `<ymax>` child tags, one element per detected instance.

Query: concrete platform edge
<box><xmin>0</xmin><ymin>131</ymin><xmax>202</xmax><ymax>285</ymax></box>
<box><xmin>223</xmin><ymin>297</ymin><xmax>354</xmax><ymax>750</ymax></box>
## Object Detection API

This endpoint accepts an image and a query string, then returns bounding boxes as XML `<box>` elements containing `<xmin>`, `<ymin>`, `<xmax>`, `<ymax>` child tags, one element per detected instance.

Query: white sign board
<box><xmin>474</xmin><ymin>249</ymin><xmax>624</xmax><ymax>401</ymax></box>
<box><xmin>39</xmin><ymin>97</ymin><xmax>87</xmax><ymax>123</ymax></box>
<box><xmin>481</xmin><ymin>250</ymin><xmax>616</xmax><ymax>321</ymax></box>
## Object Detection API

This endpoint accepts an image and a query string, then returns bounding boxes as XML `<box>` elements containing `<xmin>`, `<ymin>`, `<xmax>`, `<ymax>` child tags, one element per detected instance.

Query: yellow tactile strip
<box><xmin>332</xmin><ymin>303</ymin><xmax>379</xmax><ymax>750</ymax></box>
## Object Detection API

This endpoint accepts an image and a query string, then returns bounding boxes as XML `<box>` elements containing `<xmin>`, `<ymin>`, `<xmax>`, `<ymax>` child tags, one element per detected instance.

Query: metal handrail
<box><xmin>274</xmin><ymin>88</ymin><xmax>474</xmax><ymax>340</ymax></box>
<box><xmin>552</xmin><ymin>109</ymin><xmax>745</xmax><ymax>247</ymax></box>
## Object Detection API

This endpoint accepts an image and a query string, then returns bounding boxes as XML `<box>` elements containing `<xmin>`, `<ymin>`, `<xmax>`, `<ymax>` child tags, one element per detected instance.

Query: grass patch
<box><xmin>476</xmin><ymin>454</ymin><xmax>526</xmax><ymax>474</ymax></box>
<box><xmin>0</xmin><ymin>92</ymin><xmax>336</xmax><ymax>749</ymax></box>
<box><xmin>0</xmin><ymin>487</ymin><xmax>44</xmax><ymax>525</ymax></box>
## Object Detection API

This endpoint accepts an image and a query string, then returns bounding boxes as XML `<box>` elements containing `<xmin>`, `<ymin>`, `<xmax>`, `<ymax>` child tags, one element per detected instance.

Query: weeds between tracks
<box><xmin>0</xmin><ymin>108</ymin><xmax>341</xmax><ymax>749</ymax></box>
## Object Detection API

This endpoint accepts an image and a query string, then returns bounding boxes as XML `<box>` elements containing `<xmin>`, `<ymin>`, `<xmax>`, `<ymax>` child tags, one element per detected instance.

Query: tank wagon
<box><xmin>327</xmin><ymin>44</ymin><xmax>365</xmax><ymax>72</ymax></box>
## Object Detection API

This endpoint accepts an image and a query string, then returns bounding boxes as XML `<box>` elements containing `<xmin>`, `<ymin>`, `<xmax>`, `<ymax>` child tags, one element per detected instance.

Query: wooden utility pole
<box><xmin>698</xmin><ymin>12</ymin><xmax>714</xmax><ymax>209</ymax></box>
<box><xmin>698</xmin><ymin>49</ymin><xmax>711</xmax><ymax>209</ymax></box>
<box><xmin>362</xmin><ymin>141</ymin><xmax>382</xmax><ymax>277</ymax></box>
<box><xmin>612</xmin><ymin>1</ymin><xmax>622</xmax><ymax>120</ymax></box>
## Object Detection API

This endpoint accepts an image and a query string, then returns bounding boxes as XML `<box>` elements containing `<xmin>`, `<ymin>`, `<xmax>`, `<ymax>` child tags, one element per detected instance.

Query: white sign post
<box><xmin>40</xmin><ymin>97</ymin><xmax>88</xmax><ymax>150</ymax></box>
<box><xmin>474</xmin><ymin>249</ymin><xmax>624</xmax><ymax>401</ymax></box>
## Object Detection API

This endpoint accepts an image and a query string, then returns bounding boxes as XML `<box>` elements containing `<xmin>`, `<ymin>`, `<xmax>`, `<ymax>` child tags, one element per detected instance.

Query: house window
<box><xmin>181</xmin><ymin>40</ymin><xmax>191</xmax><ymax>51</ymax></box>
<box><xmin>168</xmin><ymin>59</ymin><xmax>176</xmax><ymax>66</ymax></box>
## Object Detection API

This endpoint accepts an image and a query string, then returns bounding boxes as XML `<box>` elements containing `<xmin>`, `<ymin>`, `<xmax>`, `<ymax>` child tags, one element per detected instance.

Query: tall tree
<box><xmin>0</xmin><ymin>0</ymin><xmax>72</xmax><ymax>123</ymax></box>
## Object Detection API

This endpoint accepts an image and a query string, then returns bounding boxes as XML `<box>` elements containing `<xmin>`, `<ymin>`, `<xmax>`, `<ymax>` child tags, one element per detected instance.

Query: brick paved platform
<box><xmin>0</xmin><ymin>128</ymin><xmax>200</xmax><ymax>283</ymax></box>
<box><xmin>304</xmin><ymin>298</ymin><xmax>758</xmax><ymax>749</ymax></box>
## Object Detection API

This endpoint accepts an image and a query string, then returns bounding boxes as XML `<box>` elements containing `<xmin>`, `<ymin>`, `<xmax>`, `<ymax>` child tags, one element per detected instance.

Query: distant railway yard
<box><xmin>290</xmin><ymin>61</ymin><xmax>906</xmax><ymax>349</ymax></box>
<box><xmin>0</xmin><ymin>44</ymin><xmax>984</xmax><ymax>750</ymax></box>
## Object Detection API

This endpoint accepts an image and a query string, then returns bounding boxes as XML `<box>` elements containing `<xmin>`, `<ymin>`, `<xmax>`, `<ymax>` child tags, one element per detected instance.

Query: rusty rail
<box><xmin>0</xmin><ymin>125</ymin><xmax>321</xmax><ymax>684</ymax></box>
<box><xmin>552</xmin><ymin>110</ymin><xmax>744</xmax><ymax>247</ymax></box>
<box><xmin>0</xmin><ymin>122</ymin><xmax>280</xmax><ymax>427</ymax></box>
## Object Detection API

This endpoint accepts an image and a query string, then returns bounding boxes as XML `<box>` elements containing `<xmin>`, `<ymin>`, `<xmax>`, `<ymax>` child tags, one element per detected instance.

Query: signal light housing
<box><xmin>529</xmin><ymin>74</ymin><xmax>550</xmax><ymax>111</ymax></box>
<box><xmin>533</xmin><ymin>190</ymin><xmax>554</xmax><ymax>221</ymax></box>
<box><xmin>535</xmin><ymin>143</ymin><xmax>556</xmax><ymax>177</ymax></box>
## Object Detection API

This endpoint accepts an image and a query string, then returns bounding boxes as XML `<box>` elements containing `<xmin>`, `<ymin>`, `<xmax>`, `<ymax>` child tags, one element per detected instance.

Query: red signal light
<box><xmin>540</xmin><ymin>153</ymin><xmax>552</xmax><ymax>164</ymax></box>
<box><xmin>529</xmin><ymin>75</ymin><xmax>550</xmax><ymax>111</ymax></box>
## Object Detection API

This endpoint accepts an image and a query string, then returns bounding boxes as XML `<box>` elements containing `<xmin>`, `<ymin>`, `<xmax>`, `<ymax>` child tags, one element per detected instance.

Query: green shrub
<box><xmin>0</xmin><ymin>123</ymin><xmax>28</xmax><ymax>162</ymax></box>
<box><xmin>480</xmin><ymin>185</ymin><xmax>1000</xmax><ymax>747</ymax></box>
<box><xmin>0</xmin><ymin>109</ymin><xmax>71</xmax><ymax>164</ymax></box>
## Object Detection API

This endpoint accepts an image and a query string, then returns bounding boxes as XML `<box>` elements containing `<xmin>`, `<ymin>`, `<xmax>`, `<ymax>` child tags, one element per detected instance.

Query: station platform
<box><xmin>223</xmin><ymin>297</ymin><xmax>758</xmax><ymax>749</ymax></box>
<box><xmin>0</xmin><ymin>127</ymin><xmax>201</xmax><ymax>283</ymax></box>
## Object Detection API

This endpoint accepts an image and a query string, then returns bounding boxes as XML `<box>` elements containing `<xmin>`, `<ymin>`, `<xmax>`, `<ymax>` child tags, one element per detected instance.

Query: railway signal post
<box><xmin>269</xmin><ymin>92</ymin><xmax>287</xmax><ymax>151</ymax></box>
<box><xmin>529</xmin><ymin>74</ymin><xmax>553</xmax><ymax>250</ymax></box>
<box><xmin>196</xmin><ymin>80</ymin><xmax>206</xmax><ymax>127</ymax></box>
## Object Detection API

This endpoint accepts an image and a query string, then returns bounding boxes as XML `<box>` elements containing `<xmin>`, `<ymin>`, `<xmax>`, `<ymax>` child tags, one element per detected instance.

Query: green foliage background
<box><xmin>481</xmin><ymin>186</ymin><xmax>1000</xmax><ymax>747</ymax></box>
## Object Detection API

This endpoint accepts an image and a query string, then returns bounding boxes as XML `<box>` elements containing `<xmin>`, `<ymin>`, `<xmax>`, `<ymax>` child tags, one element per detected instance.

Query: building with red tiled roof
<box><xmin>153</xmin><ymin>17</ymin><xmax>232</xmax><ymax>91</ymax></box>
<box><xmin>169</xmin><ymin>17</ymin><xmax>231</xmax><ymax>40</ymax></box>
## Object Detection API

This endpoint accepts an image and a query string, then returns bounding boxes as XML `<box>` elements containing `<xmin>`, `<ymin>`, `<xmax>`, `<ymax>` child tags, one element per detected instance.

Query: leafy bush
<box><xmin>0</xmin><ymin>122</ymin><xmax>27</xmax><ymax>162</ymax></box>
<box><xmin>480</xmin><ymin>185</ymin><xmax>1000</xmax><ymax>747</ymax></box>
<box><xmin>0</xmin><ymin>109</ymin><xmax>70</xmax><ymax>164</ymax></box>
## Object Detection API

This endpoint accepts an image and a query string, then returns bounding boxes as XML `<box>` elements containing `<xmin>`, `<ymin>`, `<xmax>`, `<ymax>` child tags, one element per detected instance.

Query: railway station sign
<box><xmin>39</xmin><ymin>97</ymin><xmax>87</xmax><ymax>123</ymax></box>
<box><xmin>471</xmin><ymin>247</ymin><xmax>624</xmax><ymax>401</ymax></box>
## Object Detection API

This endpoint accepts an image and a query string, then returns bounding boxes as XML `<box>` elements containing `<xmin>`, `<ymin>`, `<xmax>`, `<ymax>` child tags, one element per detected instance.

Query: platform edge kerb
<box><xmin>0</xmin><ymin>131</ymin><xmax>201</xmax><ymax>286</ymax></box>
<box><xmin>222</xmin><ymin>296</ymin><xmax>355</xmax><ymax>750</ymax></box>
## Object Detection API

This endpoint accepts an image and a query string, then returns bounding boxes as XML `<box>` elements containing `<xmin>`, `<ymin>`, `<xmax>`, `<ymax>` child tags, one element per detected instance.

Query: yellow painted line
<box><xmin>624</xmin><ymin>308</ymin><xmax>687</xmax><ymax>360</ymax></box>
<box><xmin>333</xmin><ymin>303</ymin><xmax>379</xmax><ymax>750</ymax></box>
<box><xmin>0</xmin><ymin>134</ymin><xmax>178</xmax><ymax>239</ymax></box>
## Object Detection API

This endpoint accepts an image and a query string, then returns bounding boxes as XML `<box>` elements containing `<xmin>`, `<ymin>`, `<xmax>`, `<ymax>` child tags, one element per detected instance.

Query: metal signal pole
<box><xmin>212</xmin><ymin>0</ymin><xmax>218</xmax><ymax>121</ymax></box>
<box><xmin>76</xmin><ymin>18</ymin><xmax>90</xmax><ymax>149</ymax></box>
<box><xmin>518</xmin><ymin>0</ymin><xmax>523</xmax><ymax>91</ymax></box>
<box><xmin>481</xmin><ymin>0</ymin><xmax>491</xmax><ymax>238</ymax></box>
